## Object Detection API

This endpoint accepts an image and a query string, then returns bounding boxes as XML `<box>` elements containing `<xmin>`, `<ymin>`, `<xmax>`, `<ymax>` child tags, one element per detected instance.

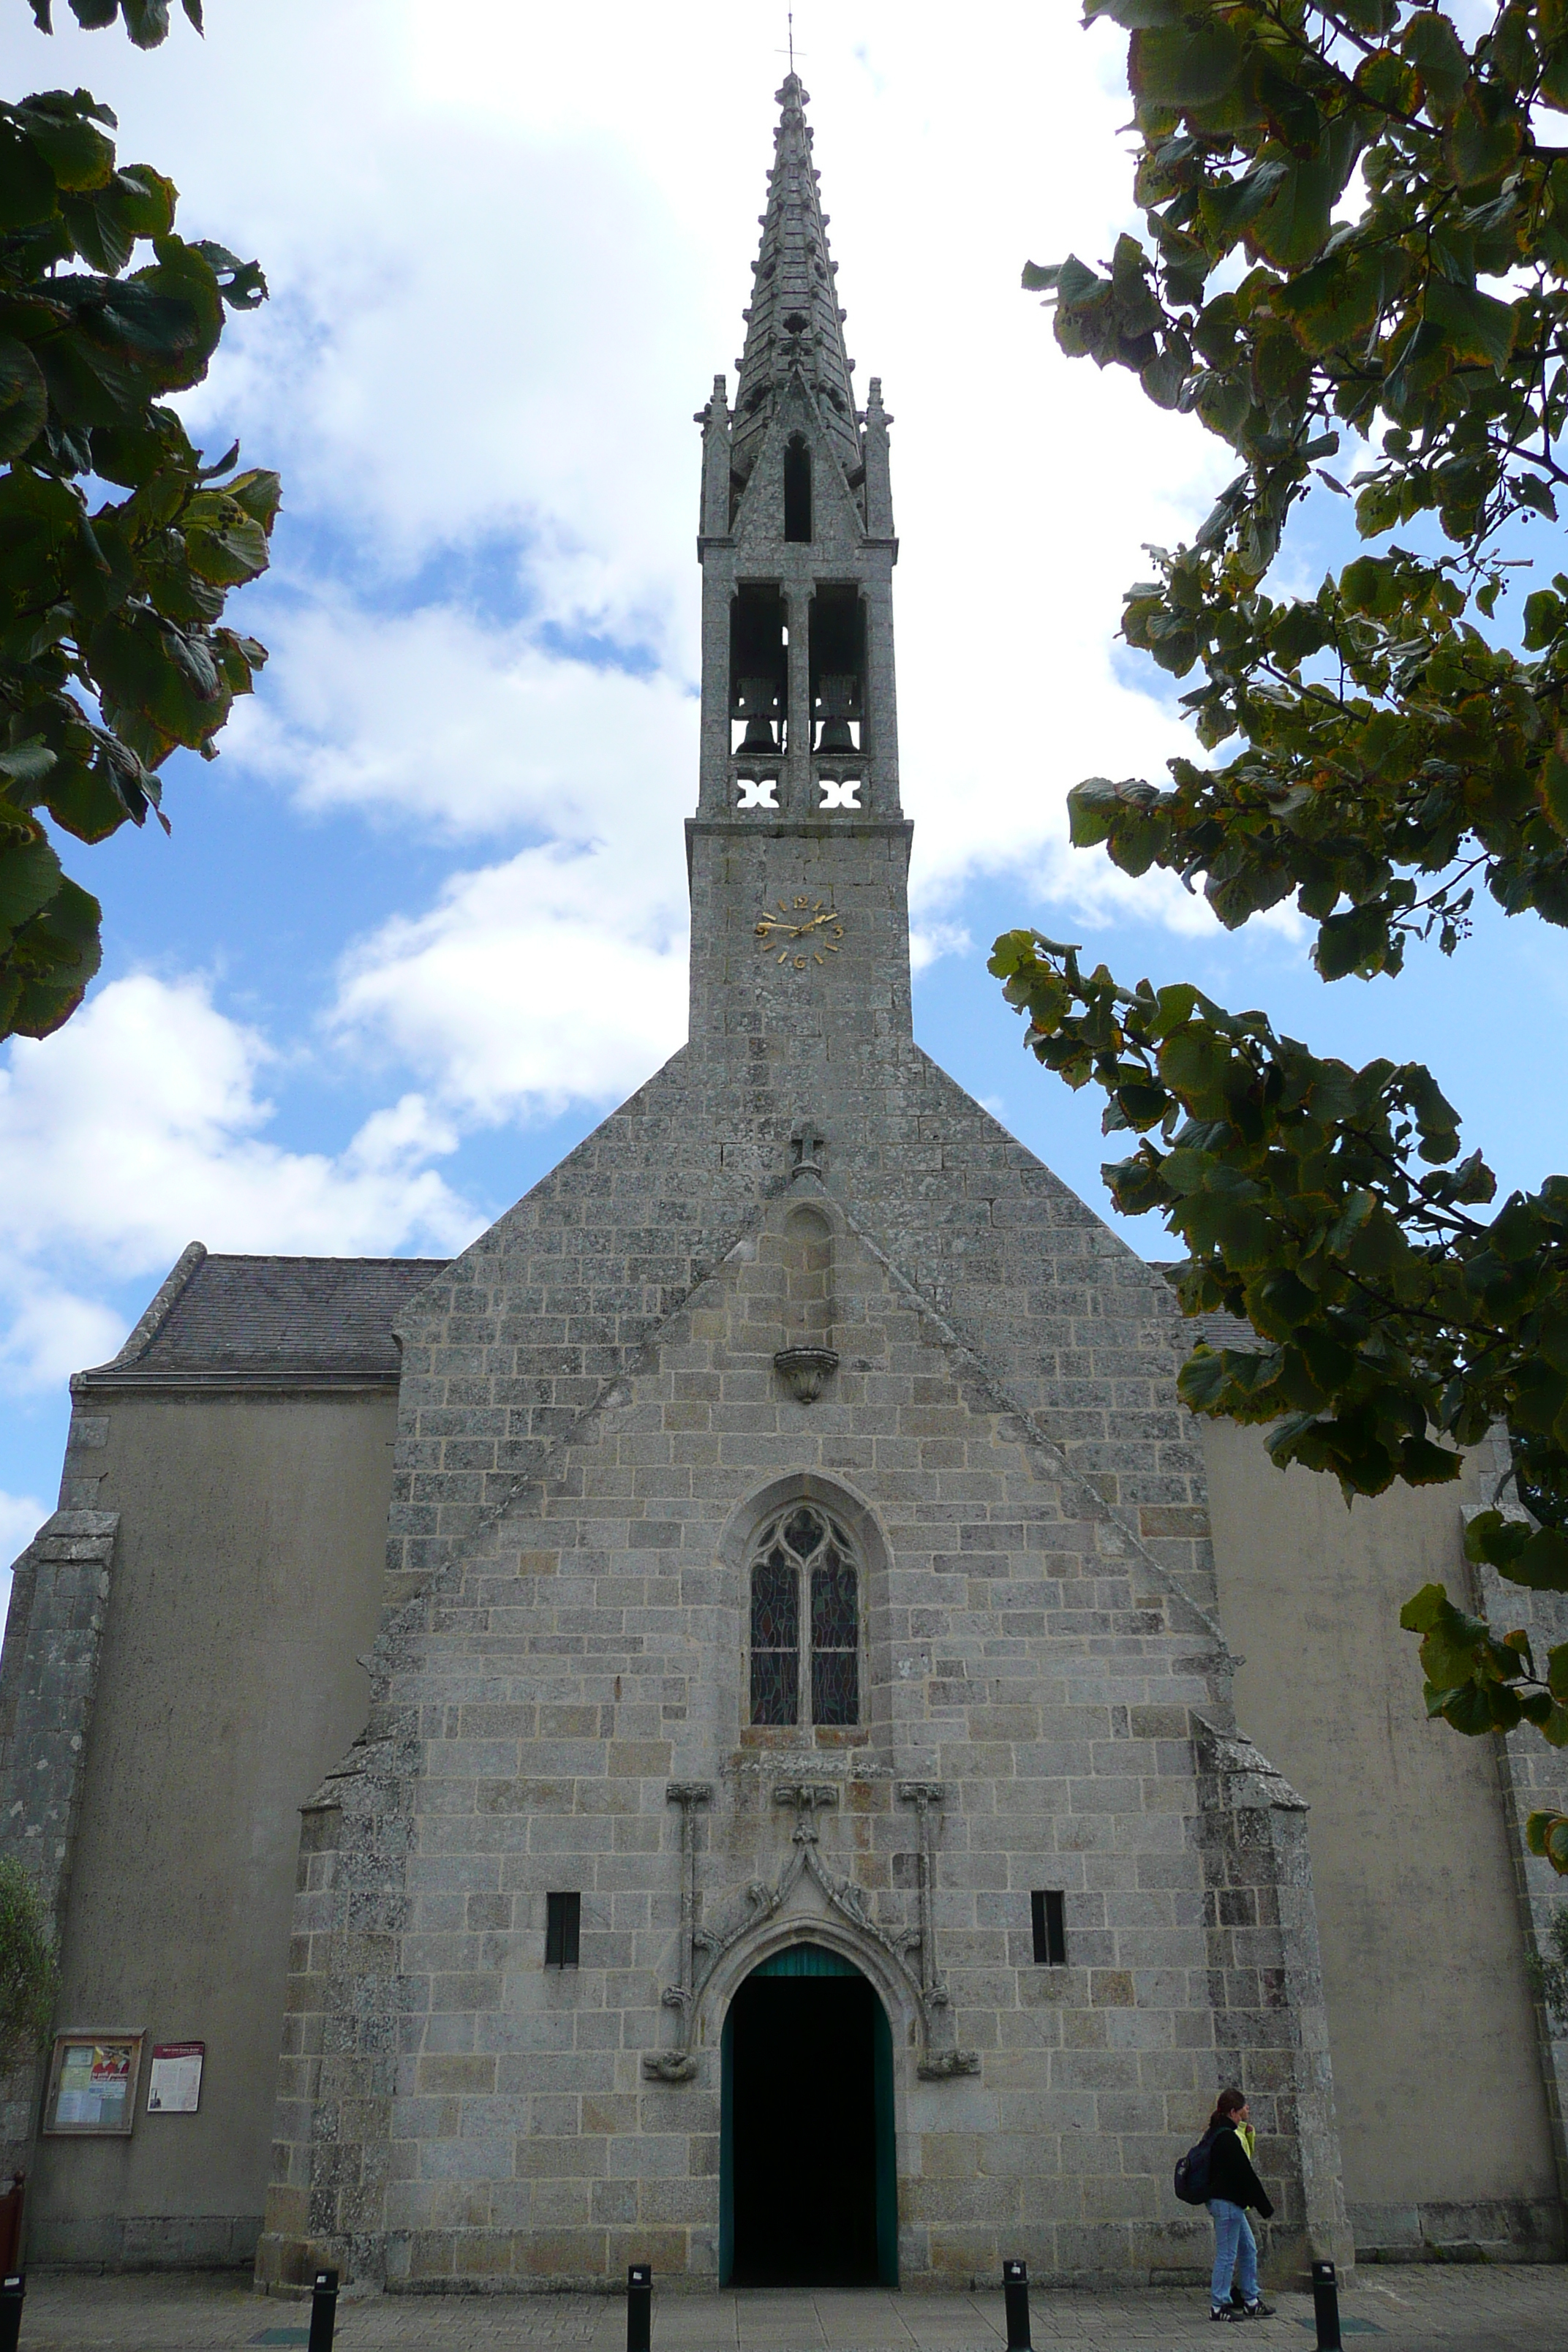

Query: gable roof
<box><xmin>75</xmin><ymin>1244</ymin><xmax>449</xmax><ymax>1393</ymax></box>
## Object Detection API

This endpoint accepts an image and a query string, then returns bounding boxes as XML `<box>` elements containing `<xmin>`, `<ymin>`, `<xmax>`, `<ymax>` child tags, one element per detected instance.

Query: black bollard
<box><xmin>306</xmin><ymin>2266</ymin><xmax>338</xmax><ymax>2352</ymax></box>
<box><xmin>627</xmin><ymin>2261</ymin><xmax>652</xmax><ymax>2352</ymax></box>
<box><xmin>1003</xmin><ymin>2256</ymin><xmax>1032</xmax><ymax>2352</ymax></box>
<box><xmin>0</xmin><ymin>2274</ymin><xmax>20</xmax><ymax>2352</ymax></box>
<box><xmin>1311</xmin><ymin>2258</ymin><xmax>1342</xmax><ymax>2352</ymax></box>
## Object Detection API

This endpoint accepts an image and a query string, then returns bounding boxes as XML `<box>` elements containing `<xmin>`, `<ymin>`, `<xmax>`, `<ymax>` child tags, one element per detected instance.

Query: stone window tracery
<box><xmin>748</xmin><ymin>1502</ymin><xmax>860</xmax><ymax>1728</ymax></box>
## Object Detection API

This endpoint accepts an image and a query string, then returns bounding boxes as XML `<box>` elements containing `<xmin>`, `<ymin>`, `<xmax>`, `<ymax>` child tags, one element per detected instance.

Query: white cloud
<box><xmin>911</xmin><ymin>921</ymin><xmax>973</xmax><ymax>975</ymax></box>
<box><xmin>0</xmin><ymin>976</ymin><xmax>482</xmax><ymax>1396</ymax></box>
<box><xmin>0</xmin><ymin>1493</ymin><xmax>48</xmax><ymax>1569</ymax></box>
<box><xmin>333</xmin><ymin>845</ymin><xmax>690</xmax><ymax>1126</ymax></box>
<box><xmin>0</xmin><ymin>1286</ymin><xmax>126</xmax><ymax>1395</ymax></box>
<box><xmin>230</xmin><ymin>595</ymin><xmax>698</xmax><ymax>844</ymax></box>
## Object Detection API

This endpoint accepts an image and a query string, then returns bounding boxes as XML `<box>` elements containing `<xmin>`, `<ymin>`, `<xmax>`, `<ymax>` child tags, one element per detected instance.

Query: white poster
<box><xmin>146</xmin><ymin>2043</ymin><xmax>204</xmax><ymax>2114</ymax></box>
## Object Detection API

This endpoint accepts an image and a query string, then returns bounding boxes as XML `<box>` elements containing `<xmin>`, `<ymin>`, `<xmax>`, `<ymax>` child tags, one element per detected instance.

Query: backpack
<box><xmin>1174</xmin><ymin>2125</ymin><xmax>1218</xmax><ymax>2206</ymax></box>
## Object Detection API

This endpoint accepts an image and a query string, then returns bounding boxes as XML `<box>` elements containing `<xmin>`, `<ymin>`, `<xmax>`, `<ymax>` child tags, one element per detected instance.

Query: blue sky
<box><xmin>2</xmin><ymin>0</ymin><xmax>1566</xmax><ymax>1584</ymax></box>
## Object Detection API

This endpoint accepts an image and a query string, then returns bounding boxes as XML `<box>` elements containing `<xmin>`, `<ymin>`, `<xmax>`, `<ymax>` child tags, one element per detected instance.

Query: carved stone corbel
<box><xmin>898</xmin><ymin>1781</ymin><xmax>980</xmax><ymax>2078</ymax></box>
<box><xmin>773</xmin><ymin>1345</ymin><xmax>840</xmax><ymax>1403</ymax></box>
<box><xmin>772</xmin><ymin>1782</ymin><xmax>838</xmax><ymax>1828</ymax></box>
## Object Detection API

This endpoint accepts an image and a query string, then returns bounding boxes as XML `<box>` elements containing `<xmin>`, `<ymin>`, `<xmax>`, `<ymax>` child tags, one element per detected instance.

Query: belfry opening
<box><xmin>720</xmin><ymin>1945</ymin><xmax>897</xmax><ymax>2288</ymax></box>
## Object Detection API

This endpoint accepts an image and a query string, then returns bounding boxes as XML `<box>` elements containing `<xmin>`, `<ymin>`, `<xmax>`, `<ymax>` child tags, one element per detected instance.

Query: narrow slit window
<box><xmin>545</xmin><ymin>1891</ymin><xmax>581</xmax><ymax>1968</ymax></box>
<box><xmin>1031</xmin><ymin>1888</ymin><xmax>1066</xmax><ymax>1966</ymax></box>
<box><xmin>783</xmin><ymin>435</ymin><xmax>813</xmax><ymax>541</ymax></box>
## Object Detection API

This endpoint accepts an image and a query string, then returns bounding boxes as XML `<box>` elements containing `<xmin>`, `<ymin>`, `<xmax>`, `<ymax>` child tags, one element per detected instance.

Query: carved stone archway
<box><xmin>643</xmin><ymin>1776</ymin><xmax>978</xmax><ymax>2083</ymax></box>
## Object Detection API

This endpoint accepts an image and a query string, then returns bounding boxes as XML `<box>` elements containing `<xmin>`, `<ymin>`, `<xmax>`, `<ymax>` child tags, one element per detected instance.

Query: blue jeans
<box><xmin>1208</xmin><ymin>2198</ymin><xmax>1258</xmax><ymax>2307</ymax></box>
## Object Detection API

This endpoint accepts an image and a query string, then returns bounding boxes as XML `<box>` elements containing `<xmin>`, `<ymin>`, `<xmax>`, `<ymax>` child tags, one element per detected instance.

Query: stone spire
<box><xmin>731</xmin><ymin>75</ymin><xmax>862</xmax><ymax>487</ymax></box>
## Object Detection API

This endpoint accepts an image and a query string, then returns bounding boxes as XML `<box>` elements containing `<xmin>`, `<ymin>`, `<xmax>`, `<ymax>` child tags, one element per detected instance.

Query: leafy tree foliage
<box><xmin>995</xmin><ymin>0</ymin><xmax>1568</xmax><ymax>1821</ymax></box>
<box><xmin>27</xmin><ymin>0</ymin><xmax>203</xmax><ymax>45</ymax></box>
<box><xmin>0</xmin><ymin>1858</ymin><xmax>55</xmax><ymax>2067</ymax></box>
<box><xmin>1</xmin><ymin>0</ymin><xmax>275</xmax><ymax>1039</ymax></box>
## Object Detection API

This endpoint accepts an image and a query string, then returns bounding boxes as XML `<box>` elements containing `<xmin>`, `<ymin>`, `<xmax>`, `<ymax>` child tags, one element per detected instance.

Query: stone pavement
<box><xmin>7</xmin><ymin>2266</ymin><xmax>1566</xmax><ymax>2352</ymax></box>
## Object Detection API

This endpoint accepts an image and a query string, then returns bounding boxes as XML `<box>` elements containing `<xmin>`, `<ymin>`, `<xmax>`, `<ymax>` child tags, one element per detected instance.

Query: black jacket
<box><xmin>1207</xmin><ymin>2122</ymin><xmax>1274</xmax><ymax>2217</ymax></box>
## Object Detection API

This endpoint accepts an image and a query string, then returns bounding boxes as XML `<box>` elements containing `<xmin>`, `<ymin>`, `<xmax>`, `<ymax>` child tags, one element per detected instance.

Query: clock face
<box><xmin>755</xmin><ymin>897</ymin><xmax>845</xmax><ymax>970</ymax></box>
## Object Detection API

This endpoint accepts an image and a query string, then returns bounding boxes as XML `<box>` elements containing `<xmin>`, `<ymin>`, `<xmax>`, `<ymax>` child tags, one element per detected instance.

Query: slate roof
<box><xmin>76</xmin><ymin>1245</ymin><xmax>450</xmax><ymax>1392</ymax></box>
<box><xmin>1149</xmin><ymin>1264</ymin><xmax>1262</xmax><ymax>1355</ymax></box>
<box><xmin>77</xmin><ymin>1245</ymin><xmax>1258</xmax><ymax>1395</ymax></box>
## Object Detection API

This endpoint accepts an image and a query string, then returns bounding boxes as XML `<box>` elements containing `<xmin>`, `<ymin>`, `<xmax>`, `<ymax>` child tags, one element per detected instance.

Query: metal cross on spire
<box><xmin>775</xmin><ymin>10</ymin><xmax>805</xmax><ymax>72</ymax></box>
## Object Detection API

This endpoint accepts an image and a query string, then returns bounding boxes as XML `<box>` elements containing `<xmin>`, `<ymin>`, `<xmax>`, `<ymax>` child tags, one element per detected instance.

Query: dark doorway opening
<box><xmin>720</xmin><ymin>1945</ymin><xmax>897</xmax><ymax>2287</ymax></box>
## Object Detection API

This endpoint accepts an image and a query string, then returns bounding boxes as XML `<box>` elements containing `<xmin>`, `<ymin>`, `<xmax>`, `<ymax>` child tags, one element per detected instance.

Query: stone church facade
<box><xmin>1</xmin><ymin>78</ymin><xmax>1564</xmax><ymax>2293</ymax></box>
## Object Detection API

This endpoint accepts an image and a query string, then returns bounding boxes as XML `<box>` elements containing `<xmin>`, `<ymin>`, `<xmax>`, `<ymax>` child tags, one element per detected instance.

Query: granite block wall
<box><xmin>260</xmin><ymin>1188</ymin><xmax>1341</xmax><ymax>2289</ymax></box>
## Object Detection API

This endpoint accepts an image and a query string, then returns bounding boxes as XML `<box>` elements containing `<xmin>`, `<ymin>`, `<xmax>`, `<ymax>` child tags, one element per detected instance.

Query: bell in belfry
<box><xmin>814</xmin><ymin>673</ymin><xmax>859</xmax><ymax>752</ymax></box>
<box><xmin>735</xmin><ymin>675</ymin><xmax>781</xmax><ymax>751</ymax></box>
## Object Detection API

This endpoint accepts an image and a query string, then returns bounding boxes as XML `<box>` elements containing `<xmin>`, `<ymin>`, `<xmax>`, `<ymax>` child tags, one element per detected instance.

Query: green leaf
<box><xmin>0</xmin><ymin>870</ymin><xmax>101</xmax><ymax>1039</ymax></box>
<box><xmin>1439</xmin><ymin>1681</ymin><xmax>1499</xmax><ymax>1735</ymax></box>
<box><xmin>0</xmin><ymin>337</ymin><xmax>48</xmax><ymax>463</ymax></box>
<box><xmin>1129</xmin><ymin>22</ymin><xmax>1245</xmax><ymax>108</ymax></box>
<box><xmin>1158</xmin><ymin>1023</ymin><xmax>1231</xmax><ymax>1107</ymax></box>
<box><xmin>1314</xmin><ymin>902</ymin><xmax>1391</xmax><ymax>981</ymax></box>
<box><xmin>1401</xmin><ymin>11</ymin><xmax>1469</xmax><ymax>112</ymax></box>
<box><xmin>1540</xmin><ymin>736</ymin><xmax>1568</xmax><ymax>834</ymax></box>
<box><xmin>1422</xmin><ymin>276</ymin><xmax>1516</xmax><ymax>370</ymax></box>
<box><xmin>1447</xmin><ymin>91</ymin><xmax>1522</xmax><ymax>188</ymax></box>
<box><xmin>1400</xmin><ymin>1583</ymin><xmax>1452</xmax><ymax>1635</ymax></box>
<box><xmin>1499</xmin><ymin>1529</ymin><xmax>1568</xmax><ymax>1592</ymax></box>
<box><xmin>14</xmin><ymin>97</ymin><xmax>115</xmax><ymax>193</ymax></box>
<box><xmin>1526</xmin><ymin>1810</ymin><xmax>1568</xmax><ymax>1872</ymax></box>
<box><xmin>1248</xmin><ymin>157</ymin><xmax>1336</xmax><ymax>271</ymax></box>
<box><xmin>0</xmin><ymin>833</ymin><xmax>64</xmax><ymax>949</ymax></box>
<box><xmin>0</xmin><ymin>121</ymin><xmax>58</xmax><ymax>232</ymax></box>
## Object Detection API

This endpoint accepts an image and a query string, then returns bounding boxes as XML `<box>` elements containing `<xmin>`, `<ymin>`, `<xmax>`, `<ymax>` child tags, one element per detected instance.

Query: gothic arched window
<box><xmin>749</xmin><ymin>1502</ymin><xmax>859</xmax><ymax>1728</ymax></box>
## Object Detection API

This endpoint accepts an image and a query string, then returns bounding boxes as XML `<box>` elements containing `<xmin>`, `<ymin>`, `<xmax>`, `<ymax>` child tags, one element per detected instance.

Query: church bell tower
<box><xmin>687</xmin><ymin>75</ymin><xmax>912</xmax><ymax>1060</ymax></box>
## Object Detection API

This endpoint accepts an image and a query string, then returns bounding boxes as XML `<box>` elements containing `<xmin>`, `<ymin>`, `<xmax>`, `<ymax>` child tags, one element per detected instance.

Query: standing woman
<box><xmin>1206</xmin><ymin>2089</ymin><xmax>1276</xmax><ymax>2322</ymax></box>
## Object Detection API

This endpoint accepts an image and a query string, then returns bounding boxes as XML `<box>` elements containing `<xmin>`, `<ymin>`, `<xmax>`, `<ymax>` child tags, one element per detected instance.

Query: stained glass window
<box><xmin>750</xmin><ymin>1545</ymin><xmax>799</xmax><ymax>1724</ymax></box>
<box><xmin>748</xmin><ymin>1503</ymin><xmax>860</xmax><ymax>1727</ymax></box>
<box><xmin>811</xmin><ymin>1544</ymin><xmax>859</xmax><ymax>1727</ymax></box>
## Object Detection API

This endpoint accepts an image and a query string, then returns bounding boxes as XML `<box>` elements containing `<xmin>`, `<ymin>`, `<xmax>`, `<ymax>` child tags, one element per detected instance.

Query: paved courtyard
<box><xmin>6</xmin><ymin>2266</ymin><xmax>1564</xmax><ymax>2352</ymax></box>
